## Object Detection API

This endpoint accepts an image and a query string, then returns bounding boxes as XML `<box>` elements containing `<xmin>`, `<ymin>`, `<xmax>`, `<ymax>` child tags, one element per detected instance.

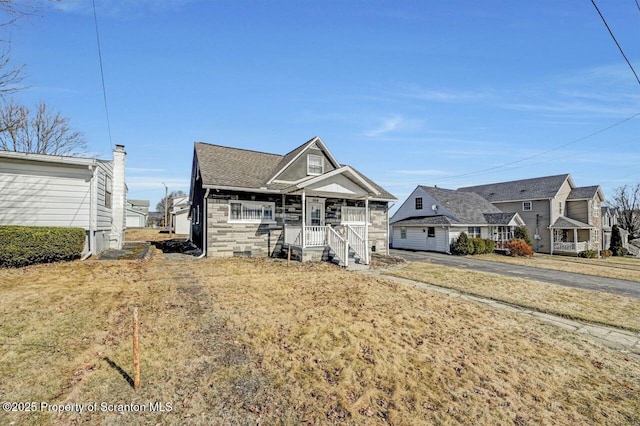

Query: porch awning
<box><xmin>549</xmin><ymin>216</ymin><xmax>594</xmax><ymax>229</ymax></box>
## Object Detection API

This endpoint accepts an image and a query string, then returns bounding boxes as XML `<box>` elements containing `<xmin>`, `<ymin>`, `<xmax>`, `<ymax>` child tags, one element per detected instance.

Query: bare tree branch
<box><xmin>0</xmin><ymin>99</ymin><xmax>86</xmax><ymax>155</ymax></box>
<box><xmin>612</xmin><ymin>184</ymin><xmax>640</xmax><ymax>239</ymax></box>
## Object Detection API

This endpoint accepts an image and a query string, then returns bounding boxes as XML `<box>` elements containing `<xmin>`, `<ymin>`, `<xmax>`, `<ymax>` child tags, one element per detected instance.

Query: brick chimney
<box><xmin>110</xmin><ymin>144</ymin><xmax>126</xmax><ymax>249</ymax></box>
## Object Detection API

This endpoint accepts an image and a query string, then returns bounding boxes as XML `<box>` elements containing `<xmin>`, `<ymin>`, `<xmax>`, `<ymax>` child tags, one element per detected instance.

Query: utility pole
<box><xmin>162</xmin><ymin>182</ymin><xmax>168</xmax><ymax>231</ymax></box>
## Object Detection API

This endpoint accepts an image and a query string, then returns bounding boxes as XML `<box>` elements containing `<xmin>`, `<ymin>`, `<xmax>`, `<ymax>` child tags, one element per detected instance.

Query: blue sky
<box><xmin>7</xmin><ymin>0</ymin><xmax>640</xmax><ymax>211</ymax></box>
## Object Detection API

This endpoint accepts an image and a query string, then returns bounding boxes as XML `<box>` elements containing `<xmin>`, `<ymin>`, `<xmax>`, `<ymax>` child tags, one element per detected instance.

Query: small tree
<box><xmin>450</xmin><ymin>232</ymin><xmax>470</xmax><ymax>256</ymax></box>
<box><xmin>609</xmin><ymin>224</ymin><xmax>626</xmax><ymax>257</ymax></box>
<box><xmin>513</xmin><ymin>226</ymin><xmax>532</xmax><ymax>246</ymax></box>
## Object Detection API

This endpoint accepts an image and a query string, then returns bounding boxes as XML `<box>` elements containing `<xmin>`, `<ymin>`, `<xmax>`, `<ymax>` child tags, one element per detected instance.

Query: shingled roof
<box><xmin>459</xmin><ymin>174</ymin><xmax>571</xmax><ymax>202</ymax></box>
<box><xmin>418</xmin><ymin>186</ymin><xmax>505</xmax><ymax>224</ymax></box>
<box><xmin>193</xmin><ymin>140</ymin><xmax>395</xmax><ymax>200</ymax></box>
<box><xmin>568</xmin><ymin>185</ymin><xmax>603</xmax><ymax>200</ymax></box>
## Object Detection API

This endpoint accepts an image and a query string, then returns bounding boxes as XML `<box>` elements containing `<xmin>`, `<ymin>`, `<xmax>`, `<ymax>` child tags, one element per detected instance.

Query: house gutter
<box><xmin>197</xmin><ymin>188</ymin><xmax>210</xmax><ymax>259</ymax></box>
<box><xmin>83</xmin><ymin>163</ymin><xmax>98</xmax><ymax>260</ymax></box>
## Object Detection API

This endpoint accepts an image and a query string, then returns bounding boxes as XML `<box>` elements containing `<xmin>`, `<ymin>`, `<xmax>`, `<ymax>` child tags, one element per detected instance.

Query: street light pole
<box><xmin>162</xmin><ymin>182</ymin><xmax>168</xmax><ymax>231</ymax></box>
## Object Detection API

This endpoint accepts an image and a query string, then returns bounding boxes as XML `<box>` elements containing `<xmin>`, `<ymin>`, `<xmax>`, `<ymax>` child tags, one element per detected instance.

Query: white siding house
<box><xmin>171</xmin><ymin>196</ymin><xmax>190</xmax><ymax>235</ymax></box>
<box><xmin>391</xmin><ymin>186</ymin><xmax>524</xmax><ymax>253</ymax></box>
<box><xmin>0</xmin><ymin>145</ymin><xmax>127</xmax><ymax>255</ymax></box>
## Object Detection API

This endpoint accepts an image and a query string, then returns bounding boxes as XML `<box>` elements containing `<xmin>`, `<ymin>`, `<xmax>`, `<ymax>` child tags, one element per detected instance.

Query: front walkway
<box><xmin>361</xmin><ymin>267</ymin><xmax>640</xmax><ymax>359</ymax></box>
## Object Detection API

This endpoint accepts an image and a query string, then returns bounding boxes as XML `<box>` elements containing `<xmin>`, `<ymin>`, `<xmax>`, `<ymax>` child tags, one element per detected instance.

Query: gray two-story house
<box><xmin>460</xmin><ymin>174</ymin><xmax>604</xmax><ymax>254</ymax></box>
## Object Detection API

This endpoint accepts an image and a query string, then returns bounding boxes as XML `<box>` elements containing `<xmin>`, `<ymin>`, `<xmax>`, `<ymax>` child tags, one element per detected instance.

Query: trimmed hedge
<box><xmin>452</xmin><ymin>234</ymin><xmax>498</xmax><ymax>255</ymax></box>
<box><xmin>0</xmin><ymin>226</ymin><xmax>86</xmax><ymax>268</ymax></box>
<box><xmin>578</xmin><ymin>249</ymin><xmax>598</xmax><ymax>259</ymax></box>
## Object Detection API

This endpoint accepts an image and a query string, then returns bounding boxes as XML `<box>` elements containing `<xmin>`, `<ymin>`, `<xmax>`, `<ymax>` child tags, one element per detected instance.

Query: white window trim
<box><xmin>522</xmin><ymin>201</ymin><xmax>532</xmax><ymax>211</ymax></box>
<box><xmin>307</xmin><ymin>154</ymin><xmax>324</xmax><ymax>176</ymax></box>
<box><xmin>400</xmin><ymin>226</ymin><xmax>407</xmax><ymax>239</ymax></box>
<box><xmin>228</xmin><ymin>200</ymin><xmax>276</xmax><ymax>224</ymax></box>
<box><xmin>340</xmin><ymin>206</ymin><xmax>370</xmax><ymax>225</ymax></box>
<box><xmin>415</xmin><ymin>197</ymin><xmax>423</xmax><ymax>210</ymax></box>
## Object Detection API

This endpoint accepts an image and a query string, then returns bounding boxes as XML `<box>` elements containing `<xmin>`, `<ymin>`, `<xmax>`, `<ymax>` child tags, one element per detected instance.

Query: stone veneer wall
<box><xmin>206</xmin><ymin>194</ymin><xmax>284</xmax><ymax>258</ymax></box>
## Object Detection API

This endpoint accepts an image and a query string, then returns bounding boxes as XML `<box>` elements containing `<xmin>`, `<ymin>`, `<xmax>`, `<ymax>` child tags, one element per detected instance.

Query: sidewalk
<box><xmin>361</xmin><ymin>268</ymin><xmax>640</xmax><ymax>359</ymax></box>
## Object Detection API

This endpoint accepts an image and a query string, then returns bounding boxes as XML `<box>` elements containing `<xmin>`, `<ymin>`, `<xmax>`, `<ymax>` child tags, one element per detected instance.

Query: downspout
<box><xmin>83</xmin><ymin>163</ymin><xmax>98</xmax><ymax>260</ymax></box>
<box><xmin>549</xmin><ymin>197</ymin><xmax>554</xmax><ymax>255</ymax></box>
<box><xmin>387</xmin><ymin>202</ymin><xmax>395</xmax><ymax>252</ymax></box>
<box><xmin>197</xmin><ymin>188</ymin><xmax>210</xmax><ymax>259</ymax></box>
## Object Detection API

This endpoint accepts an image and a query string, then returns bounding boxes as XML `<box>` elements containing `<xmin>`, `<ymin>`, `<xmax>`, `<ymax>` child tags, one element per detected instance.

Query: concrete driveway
<box><xmin>389</xmin><ymin>249</ymin><xmax>640</xmax><ymax>299</ymax></box>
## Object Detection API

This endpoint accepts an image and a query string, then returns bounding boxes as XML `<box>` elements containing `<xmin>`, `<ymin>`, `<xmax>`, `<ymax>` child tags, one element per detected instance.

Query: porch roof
<box><xmin>549</xmin><ymin>216</ymin><xmax>594</xmax><ymax>229</ymax></box>
<box><xmin>483</xmin><ymin>212</ymin><xmax>524</xmax><ymax>226</ymax></box>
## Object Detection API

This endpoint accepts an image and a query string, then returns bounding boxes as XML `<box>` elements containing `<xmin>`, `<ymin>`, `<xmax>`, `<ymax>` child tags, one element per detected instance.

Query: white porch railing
<box><xmin>553</xmin><ymin>241</ymin><xmax>589</xmax><ymax>252</ymax></box>
<box><xmin>305</xmin><ymin>226</ymin><xmax>328</xmax><ymax>247</ymax></box>
<box><xmin>346</xmin><ymin>225</ymin><xmax>368</xmax><ymax>265</ymax></box>
<box><xmin>327</xmin><ymin>226</ymin><xmax>349</xmax><ymax>268</ymax></box>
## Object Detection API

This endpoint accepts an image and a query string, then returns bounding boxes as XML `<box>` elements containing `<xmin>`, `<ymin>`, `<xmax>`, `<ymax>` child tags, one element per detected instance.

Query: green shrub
<box><xmin>483</xmin><ymin>239</ymin><xmax>496</xmax><ymax>253</ymax></box>
<box><xmin>470</xmin><ymin>238</ymin><xmax>486</xmax><ymax>255</ymax></box>
<box><xmin>0</xmin><ymin>226</ymin><xmax>86</xmax><ymax>268</ymax></box>
<box><xmin>508</xmin><ymin>239</ymin><xmax>533</xmax><ymax>257</ymax></box>
<box><xmin>450</xmin><ymin>232</ymin><xmax>470</xmax><ymax>255</ymax></box>
<box><xmin>578</xmin><ymin>250</ymin><xmax>598</xmax><ymax>258</ymax></box>
<box><xmin>513</xmin><ymin>226</ymin><xmax>532</xmax><ymax>246</ymax></box>
<box><xmin>601</xmin><ymin>250</ymin><xmax>612</xmax><ymax>258</ymax></box>
<box><xmin>612</xmin><ymin>247</ymin><xmax>629</xmax><ymax>257</ymax></box>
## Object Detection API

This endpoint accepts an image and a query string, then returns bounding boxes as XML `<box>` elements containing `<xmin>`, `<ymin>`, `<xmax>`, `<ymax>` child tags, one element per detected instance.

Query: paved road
<box><xmin>389</xmin><ymin>249</ymin><xmax>640</xmax><ymax>299</ymax></box>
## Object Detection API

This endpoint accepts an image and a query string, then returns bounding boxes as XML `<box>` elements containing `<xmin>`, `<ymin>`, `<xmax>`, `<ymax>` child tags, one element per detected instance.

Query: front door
<box><xmin>306</xmin><ymin>198</ymin><xmax>325</xmax><ymax>226</ymax></box>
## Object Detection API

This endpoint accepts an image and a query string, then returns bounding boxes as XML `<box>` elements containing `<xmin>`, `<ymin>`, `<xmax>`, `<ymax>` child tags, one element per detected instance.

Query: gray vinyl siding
<box><xmin>277</xmin><ymin>148</ymin><xmax>337</xmax><ymax>182</ymax></box>
<box><xmin>392</xmin><ymin>225</ymin><xmax>448</xmax><ymax>253</ymax></box>
<box><xmin>95</xmin><ymin>161</ymin><xmax>114</xmax><ymax>231</ymax></box>
<box><xmin>0</xmin><ymin>157</ymin><xmax>92</xmax><ymax>228</ymax></box>
<box><xmin>493</xmin><ymin>199</ymin><xmax>551</xmax><ymax>253</ymax></box>
<box><xmin>566</xmin><ymin>200</ymin><xmax>589</xmax><ymax>225</ymax></box>
<box><xmin>554</xmin><ymin>180</ymin><xmax>572</xmax><ymax>218</ymax></box>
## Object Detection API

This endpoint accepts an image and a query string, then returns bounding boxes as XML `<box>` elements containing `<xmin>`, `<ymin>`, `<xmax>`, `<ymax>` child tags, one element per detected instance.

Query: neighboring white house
<box><xmin>390</xmin><ymin>185</ymin><xmax>525</xmax><ymax>253</ymax></box>
<box><xmin>0</xmin><ymin>145</ymin><xmax>127</xmax><ymax>255</ymax></box>
<box><xmin>171</xmin><ymin>196</ymin><xmax>190</xmax><ymax>235</ymax></box>
<box><xmin>126</xmin><ymin>199</ymin><xmax>149</xmax><ymax>228</ymax></box>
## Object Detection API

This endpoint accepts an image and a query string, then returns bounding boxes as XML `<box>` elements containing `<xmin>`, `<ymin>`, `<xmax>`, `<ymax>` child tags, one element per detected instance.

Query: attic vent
<box><xmin>520</xmin><ymin>189</ymin><xmax>526</xmax><ymax>192</ymax></box>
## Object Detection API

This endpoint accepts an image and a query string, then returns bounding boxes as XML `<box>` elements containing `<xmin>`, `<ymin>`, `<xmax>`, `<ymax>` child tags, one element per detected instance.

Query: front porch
<box><xmin>550</xmin><ymin>217</ymin><xmax>596</xmax><ymax>255</ymax></box>
<box><xmin>282</xmin><ymin>224</ymin><xmax>370</xmax><ymax>269</ymax></box>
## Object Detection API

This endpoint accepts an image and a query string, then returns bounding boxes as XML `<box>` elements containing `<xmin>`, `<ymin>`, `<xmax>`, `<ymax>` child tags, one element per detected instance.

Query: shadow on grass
<box><xmin>103</xmin><ymin>357</ymin><xmax>134</xmax><ymax>389</ymax></box>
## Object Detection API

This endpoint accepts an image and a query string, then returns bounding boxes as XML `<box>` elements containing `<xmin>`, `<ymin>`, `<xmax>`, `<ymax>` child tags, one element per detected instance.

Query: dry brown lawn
<box><xmin>388</xmin><ymin>262</ymin><xmax>640</xmax><ymax>332</ymax></box>
<box><xmin>125</xmin><ymin>228</ymin><xmax>188</xmax><ymax>243</ymax></box>
<box><xmin>1</xmin><ymin>253</ymin><xmax>639</xmax><ymax>425</ymax></box>
<box><xmin>475</xmin><ymin>253</ymin><xmax>640</xmax><ymax>282</ymax></box>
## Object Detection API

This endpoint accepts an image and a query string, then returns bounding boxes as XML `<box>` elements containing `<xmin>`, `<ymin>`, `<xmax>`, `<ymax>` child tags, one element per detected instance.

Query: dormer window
<box><xmin>415</xmin><ymin>197</ymin><xmax>423</xmax><ymax>210</ymax></box>
<box><xmin>307</xmin><ymin>155</ymin><xmax>324</xmax><ymax>175</ymax></box>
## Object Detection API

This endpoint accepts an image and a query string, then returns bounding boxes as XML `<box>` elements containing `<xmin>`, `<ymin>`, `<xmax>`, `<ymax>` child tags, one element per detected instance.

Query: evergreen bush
<box><xmin>483</xmin><ymin>239</ymin><xmax>496</xmax><ymax>253</ymax></box>
<box><xmin>0</xmin><ymin>226</ymin><xmax>86</xmax><ymax>268</ymax></box>
<box><xmin>609</xmin><ymin>225</ymin><xmax>624</xmax><ymax>256</ymax></box>
<box><xmin>450</xmin><ymin>232</ymin><xmax>470</xmax><ymax>256</ymax></box>
<box><xmin>513</xmin><ymin>226</ymin><xmax>532</xmax><ymax>246</ymax></box>
<box><xmin>470</xmin><ymin>238</ymin><xmax>486</xmax><ymax>255</ymax></box>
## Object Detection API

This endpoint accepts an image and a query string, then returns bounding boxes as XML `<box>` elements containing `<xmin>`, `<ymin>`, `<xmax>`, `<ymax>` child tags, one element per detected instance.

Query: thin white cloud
<box><xmin>125</xmin><ymin>176</ymin><xmax>189</xmax><ymax>190</ymax></box>
<box><xmin>400</xmin><ymin>85</ymin><xmax>490</xmax><ymax>103</ymax></box>
<box><xmin>128</xmin><ymin>167</ymin><xmax>166</xmax><ymax>173</ymax></box>
<box><xmin>364</xmin><ymin>115</ymin><xmax>405</xmax><ymax>137</ymax></box>
<box><xmin>56</xmin><ymin>0</ymin><xmax>201</xmax><ymax>18</ymax></box>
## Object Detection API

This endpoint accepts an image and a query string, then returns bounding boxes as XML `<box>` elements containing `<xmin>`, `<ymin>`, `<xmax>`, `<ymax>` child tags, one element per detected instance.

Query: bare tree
<box><xmin>611</xmin><ymin>183</ymin><xmax>640</xmax><ymax>239</ymax></box>
<box><xmin>0</xmin><ymin>99</ymin><xmax>87</xmax><ymax>155</ymax></box>
<box><xmin>156</xmin><ymin>190</ymin><xmax>187</xmax><ymax>213</ymax></box>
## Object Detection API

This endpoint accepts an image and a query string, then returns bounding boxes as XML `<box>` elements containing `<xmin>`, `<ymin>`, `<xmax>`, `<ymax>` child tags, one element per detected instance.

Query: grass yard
<box><xmin>388</xmin><ymin>262</ymin><xmax>640</xmax><ymax>332</ymax></box>
<box><xmin>1</xmin><ymin>252</ymin><xmax>639</xmax><ymax>425</ymax></box>
<box><xmin>474</xmin><ymin>252</ymin><xmax>640</xmax><ymax>282</ymax></box>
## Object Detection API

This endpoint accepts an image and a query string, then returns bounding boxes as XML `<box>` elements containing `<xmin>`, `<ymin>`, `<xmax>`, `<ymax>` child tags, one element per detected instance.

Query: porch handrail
<box><xmin>346</xmin><ymin>224</ymin><xmax>368</xmax><ymax>265</ymax></box>
<box><xmin>327</xmin><ymin>226</ymin><xmax>349</xmax><ymax>268</ymax></box>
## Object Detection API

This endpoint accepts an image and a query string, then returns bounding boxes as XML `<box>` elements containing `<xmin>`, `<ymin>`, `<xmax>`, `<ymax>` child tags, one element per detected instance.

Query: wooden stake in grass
<box><xmin>132</xmin><ymin>306</ymin><xmax>140</xmax><ymax>390</ymax></box>
<box><xmin>287</xmin><ymin>246</ymin><xmax>291</xmax><ymax>267</ymax></box>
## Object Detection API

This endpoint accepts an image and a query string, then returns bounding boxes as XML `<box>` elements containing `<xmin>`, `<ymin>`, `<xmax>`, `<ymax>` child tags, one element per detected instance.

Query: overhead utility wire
<box><xmin>92</xmin><ymin>0</ymin><xmax>113</xmax><ymax>150</ymax></box>
<box><xmin>431</xmin><ymin>112</ymin><xmax>640</xmax><ymax>182</ymax></box>
<box><xmin>590</xmin><ymin>0</ymin><xmax>640</xmax><ymax>87</ymax></box>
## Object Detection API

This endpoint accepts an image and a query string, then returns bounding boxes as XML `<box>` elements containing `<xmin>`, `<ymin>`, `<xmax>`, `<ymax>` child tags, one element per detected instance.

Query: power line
<box><xmin>92</xmin><ymin>0</ymin><xmax>113</xmax><ymax>151</ymax></box>
<box><xmin>431</xmin><ymin>112</ymin><xmax>640</xmax><ymax>182</ymax></box>
<box><xmin>590</xmin><ymin>0</ymin><xmax>640</xmax><ymax>87</ymax></box>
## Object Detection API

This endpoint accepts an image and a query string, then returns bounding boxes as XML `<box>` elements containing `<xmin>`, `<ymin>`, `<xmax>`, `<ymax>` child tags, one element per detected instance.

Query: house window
<box><xmin>559</xmin><ymin>201</ymin><xmax>563</xmax><ymax>215</ymax></box>
<box><xmin>522</xmin><ymin>201</ymin><xmax>532</xmax><ymax>211</ymax></box>
<box><xmin>468</xmin><ymin>226</ymin><xmax>481</xmax><ymax>238</ymax></box>
<box><xmin>307</xmin><ymin>155</ymin><xmax>324</xmax><ymax>175</ymax></box>
<box><xmin>415</xmin><ymin>197</ymin><xmax>423</xmax><ymax>210</ymax></box>
<box><xmin>193</xmin><ymin>205</ymin><xmax>200</xmax><ymax>225</ymax></box>
<box><xmin>593</xmin><ymin>202</ymin><xmax>599</xmax><ymax>217</ymax></box>
<box><xmin>341</xmin><ymin>206</ymin><xmax>368</xmax><ymax>224</ymax></box>
<box><xmin>427</xmin><ymin>227</ymin><xmax>435</xmax><ymax>237</ymax></box>
<box><xmin>400</xmin><ymin>227</ymin><xmax>407</xmax><ymax>239</ymax></box>
<box><xmin>228</xmin><ymin>201</ymin><xmax>276</xmax><ymax>223</ymax></box>
<box><xmin>105</xmin><ymin>176</ymin><xmax>113</xmax><ymax>208</ymax></box>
